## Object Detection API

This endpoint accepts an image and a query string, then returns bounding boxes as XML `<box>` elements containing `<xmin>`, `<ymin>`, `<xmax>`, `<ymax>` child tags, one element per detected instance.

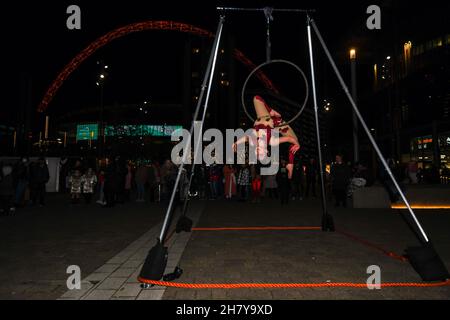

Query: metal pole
<box><xmin>180</xmin><ymin>15</ymin><xmax>226</xmax><ymax>218</ymax></box>
<box><xmin>217</xmin><ymin>7</ymin><xmax>315</xmax><ymax>13</ymax></box>
<box><xmin>44</xmin><ymin>116</ymin><xmax>49</xmax><ymax>140</ymax></box>
<box><xmin>99</xmin><ymin>83</ymin><xmax>104</xmax><ymax>157</ymax></box>
<box><xmin>158</xmin><ymin>16</ymin><xmax>225</xmax><ymax>242</ymax></box>
<box><xmin>310</xmin><ymin>18</ymin><xmax>430</xmax><ymax>243</ymax></box>
<box><xmin>350</xmin><ymin>53</ymin><xmax>359</xmax><ymax>163</ymax></box>
<box><xmin>307</xmin><ymin>17</ymin><xmax>330</xmax><ymax>230</ymax></box>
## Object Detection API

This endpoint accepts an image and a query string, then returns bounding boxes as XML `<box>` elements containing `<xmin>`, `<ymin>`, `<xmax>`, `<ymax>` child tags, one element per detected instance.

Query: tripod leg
<box><xmin>138</xmin><ymin>16</ymin><xmax>226</xmax><ymax>282</ymax></box>
<box><xmin>306</xmin><ymin>17</ymin><xmax>334</xmax><ymax>232</ymax></box>
<box><xmin>309</xmin><ymin>17</ymin><xmax>449</xmax><ymax>281</ymax></box>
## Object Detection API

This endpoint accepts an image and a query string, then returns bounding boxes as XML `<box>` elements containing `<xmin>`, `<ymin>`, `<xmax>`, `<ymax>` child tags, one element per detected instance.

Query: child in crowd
<box><xmin>251</xmin><ymin>174</ymin><xmax>262</xmax><ymax>203</ymax></box>
<box><xmin>96</xmin><ymin>170</ymin><xmax>106</xmax><ymax>205</ymax></box>
<box><xmin>81</xmin><ymin>168</ymin><xmax>97</xmax><ymax>204</ymax></box>
<box><xmin>69</xmin><ymin>170</ymin><xmax>82</xmax><ymax>204</ymax></box>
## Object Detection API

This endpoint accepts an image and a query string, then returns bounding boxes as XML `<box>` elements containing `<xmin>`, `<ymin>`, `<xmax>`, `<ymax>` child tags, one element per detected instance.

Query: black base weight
<box><xmin>322</xmin><ymin>214</ymin><xmax>335</xmax><ymax>232</ymax></box>
<box><xmin>405</xmin><ymin>244</ymin><xmax>449</xmax><ymax>281</ymax></box>
<box><xmin>139</xmin><ymin>240</ymin><xmax>168</xmax><ymax>281</ymax></box>
<box><xmin>163</xmin><ymin>266</ymin><xmax>183</xmax><ymax>281</ymax></box>
<box><xmin>176</xmin><ymin>216</ymin><xmax>193</xmax><ymax>233</ymax></box>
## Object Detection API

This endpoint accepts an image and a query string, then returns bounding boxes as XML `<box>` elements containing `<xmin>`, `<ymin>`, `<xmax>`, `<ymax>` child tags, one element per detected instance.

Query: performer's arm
<box><xmin>232</xmin><ymin>136</ymin><xmax>249</xmax><ymax>152</ymax></box>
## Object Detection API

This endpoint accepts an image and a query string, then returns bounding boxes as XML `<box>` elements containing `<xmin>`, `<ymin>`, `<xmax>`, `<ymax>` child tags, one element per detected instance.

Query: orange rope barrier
<box><xmin>141</xmin><ymin>225</ymin><xmax>450</xmax><ymax>290</ymax></box>
<box><xmin>138</xmin><ymin>277</ymin><xmax>450</xmax><ymax>289</ymax></box>
<box><xmin>192</xmin><ymin>226</ymin><xmax>322</xmax><ymax>231</ymax></box>
<box><xmin>190</xmin><ymin>226</ymin><xmax>407</xmax><ymax>263</ymax></box>
<box><xmin>335</xmin><ymin>229</ymin><xmax>408</xmax><ymax>262</ymax></box>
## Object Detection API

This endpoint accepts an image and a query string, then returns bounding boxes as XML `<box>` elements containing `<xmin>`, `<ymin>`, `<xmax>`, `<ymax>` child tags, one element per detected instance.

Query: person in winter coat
<box><xmin>81</xmin><ymin>168</ymin><xmax>97</xmax><ymax>204</ymax></box>
<box><xmin>223</xmin><ymin>165</ymin><xmax>237</xmax><ymax>199</ymax></box>
<box><xmin>69</xmin><ymin>169</ymin><xmax>82</xmax><ymax>204</ymax></box>
<box><xmin>29</xmin><ymin>158</ymin><xmax>50</xmax><ymax>206</ymax></box>
<box><xmin>330</xmin><ymin>154</ymin><xmax>351</xmax><ymax>207</ymax></box>
<box><xmin>135</xmin><ymin>163</ymin><xmax>148</xmax><ymax>202</ymax></box>
<box><xmin>0</xmin><ymin>165</ymin><xmax>16</xmax><ymax>215</ymax></box>
<box><xmin>14</xmin><ymin>157</ymin><xmax>30</xmax><ymax>207</ymax></box>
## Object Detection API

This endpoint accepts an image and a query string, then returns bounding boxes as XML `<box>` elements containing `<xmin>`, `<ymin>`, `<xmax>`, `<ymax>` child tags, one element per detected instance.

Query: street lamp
<box><xmin>323</xmin><ymin>100</ymin><xmax>331</xmax><ymax>112</ymax></box>
<box><xmin>97</xmin><ymin>60</ymin><xmax>109</xmax><ymax>157</ymax></box>
<box><xmin>349</xmin><ymin>48</ymin><xmax>359</xmax><ymax>163</ymax></box>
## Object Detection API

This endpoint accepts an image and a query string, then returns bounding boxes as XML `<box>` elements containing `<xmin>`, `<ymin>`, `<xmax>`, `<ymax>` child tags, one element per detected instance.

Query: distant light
<box><xmin>349</xmin><ymin>48</ymin><xmax>356</xmax><ymax>60</ymax></box>
<box><xmin>370</xmin><ymin>128</ymin><xmax>375</xmax><ymax>131</ymax></box>
<box><xmin>104</xmin><ymin>65</ymin><xmax>109</xmax><ymax>69</ymax></box>
<box><xmin>139</xmin><ymin>107</ymin><xmax>143</xmax><ymax>111</ymax></box>
<box><xmin>386</xmin><ymin>56</ymin><xmax>391</xmax><ymax>60</ymax></box>
<box><xmin>144</xmin><ymin>101</ymin><xmax>148</xmax><ymax>104</ymax></box>
<box><xmin>100</xmin><ymin>74</ymin><xmax>105</xmax><ymax>79</ymax></box>
<box><xmin>392</xmin><ymin>204</ymin><xmax>450</xmax><ymax>210</ymax></box>
<box><xmin>96</xmin><ymin>82</ymin><xmax>100</xmax><ymax>86</ymax></box>
<box><xmin>327</xmin><ymin>103</ymin><xmax>331</xmax><ymax>106</ymax></box>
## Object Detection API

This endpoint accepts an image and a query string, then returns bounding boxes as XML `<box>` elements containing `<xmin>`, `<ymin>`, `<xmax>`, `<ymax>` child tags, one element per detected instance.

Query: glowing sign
<box><xmin>104</xmin><ymin>125</ymin><xmax>182</xmax><ymax>137</ymax></box>
<box><xmin>76</xmin><ymin>124</ymin><xmax>98</xmax><ymax>141</ymax></box>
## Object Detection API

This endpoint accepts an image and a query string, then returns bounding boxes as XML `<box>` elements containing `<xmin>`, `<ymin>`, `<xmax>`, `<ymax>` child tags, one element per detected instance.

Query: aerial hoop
<box><xmin>241</xmin><ymin>59</ymin><xmax>309</xmax><ymax>127</ymax></box>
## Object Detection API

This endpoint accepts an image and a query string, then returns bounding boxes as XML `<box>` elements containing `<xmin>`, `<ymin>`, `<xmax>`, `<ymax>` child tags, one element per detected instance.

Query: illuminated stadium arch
<box><xmin>37</xmin><ymin>20</ymin><xmax>278</xmax><ymax>113</ymax></box>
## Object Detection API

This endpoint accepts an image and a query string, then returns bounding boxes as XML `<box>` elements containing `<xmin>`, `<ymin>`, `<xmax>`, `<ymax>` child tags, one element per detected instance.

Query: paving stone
<box><xmin>109</xmin><ymin>268</ymin><xmax>136</xmax><ymax>278</ymax></box>
<box><xmin>121</xmin><ymin>260</ymin><xmax>144</xmax><ymax>268</ymax></box>
<box><xmin>94</xmin><ymin>264</ymin><xmax>120</xmax><ymax>274</ymax></box>
<box><xmin>136</xmin><ymin>289</ymin><xmax>165</xmax><ymax>300</ymax></box>
<box><xmin>82</xmin><ymin>289</ymin><xmax>116</xmax><ymax>300</ymax></box>
<box><xmin>59</xmin><ymin>285</ymin><xmax>93</xmax><ymax>300</ymax></box>
<box><xmin>106</xmin><ymin>256</ymin><xmax>131</xmax><ymax>264</ymax></box>
<box><xmin>84</xmin><ymin>272</ymin><xmax>111</xmax><ymax>283</ymax></box>
<box><xmin>114</xmin><ymin>283</ymin><xmax>142</xmax><ymax>297</ymax></box>
<box><xmin>96</xmin><ymin>277</ymin><xmax>127</xmax><ymax>290</ymax></box>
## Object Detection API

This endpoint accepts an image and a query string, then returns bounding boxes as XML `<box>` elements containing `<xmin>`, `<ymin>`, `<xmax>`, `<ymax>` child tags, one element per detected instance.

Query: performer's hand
<box><xmin>290</xmin><ymin>144</ymin><xmax>300</xmax><ymax>154</ymax></box>
<box><xmin>269</xmin><ymin>109</ymin><xmax>281</xmax><ymax>118</ymax></box>
<box><xmin>232</xmin><ymin>142</ymin><xmax>237</xmax><ymax>152</ymax></box>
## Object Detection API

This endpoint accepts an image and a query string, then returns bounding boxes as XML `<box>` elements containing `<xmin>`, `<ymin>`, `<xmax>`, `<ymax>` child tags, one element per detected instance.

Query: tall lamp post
<box><xmin>96</xmin><ymin>61</ymin><xmax>109</xmax><ymax>157</ymax></box>
<box><xmin>350</xmin><ymin>49</ymin><xmax>359</xmax><ymax>163</ymax></box>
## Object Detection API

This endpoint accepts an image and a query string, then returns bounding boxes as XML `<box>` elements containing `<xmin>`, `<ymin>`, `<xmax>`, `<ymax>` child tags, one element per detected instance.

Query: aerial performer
<box><xmin>233</xmin><ymin>95</ymin><xmax>300</xmax><ymax>179</ymax></box>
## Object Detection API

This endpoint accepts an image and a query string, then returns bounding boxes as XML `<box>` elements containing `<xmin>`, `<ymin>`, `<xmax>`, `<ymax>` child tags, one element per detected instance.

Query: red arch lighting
<box><xmin>37</xmin><ymin>20</ymin><xmax>278</xmax><ymax>113</ymax></box>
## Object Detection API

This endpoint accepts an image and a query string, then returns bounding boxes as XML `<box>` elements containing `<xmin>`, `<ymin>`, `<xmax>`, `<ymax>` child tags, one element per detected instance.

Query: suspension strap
<box><xmin>263</xmin><ymin>7</ymin><xmax>274</xmax><ymax>62</ymax></box>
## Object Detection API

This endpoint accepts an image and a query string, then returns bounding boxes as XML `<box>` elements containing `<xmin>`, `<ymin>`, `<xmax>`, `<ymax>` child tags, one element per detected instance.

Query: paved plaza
<box><xmin>1</xmin><ymin>194</ymin><xmax>449</xmax><ymax>300</ymax></box>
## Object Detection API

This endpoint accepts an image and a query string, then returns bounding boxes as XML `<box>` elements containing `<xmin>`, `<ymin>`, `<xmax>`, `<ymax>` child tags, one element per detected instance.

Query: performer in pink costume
<box><xmin>233</xmin><ymin>96</ymin><xmax>300</xmax><ymax>179</ymax></box>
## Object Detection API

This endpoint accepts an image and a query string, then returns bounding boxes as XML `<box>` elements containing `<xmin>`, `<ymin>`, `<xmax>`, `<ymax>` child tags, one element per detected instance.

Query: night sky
<box><xmin>3</xmin><ymin>0</ymin><xmax>449</xmax><ymax>135</ymax></box>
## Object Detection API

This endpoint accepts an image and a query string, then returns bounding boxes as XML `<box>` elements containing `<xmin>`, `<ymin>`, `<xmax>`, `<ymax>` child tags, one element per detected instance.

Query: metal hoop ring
<box><xmin>241</xmin><ymin>59</ymin><xmax>309</xmax><ymax>127</ymax></box>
